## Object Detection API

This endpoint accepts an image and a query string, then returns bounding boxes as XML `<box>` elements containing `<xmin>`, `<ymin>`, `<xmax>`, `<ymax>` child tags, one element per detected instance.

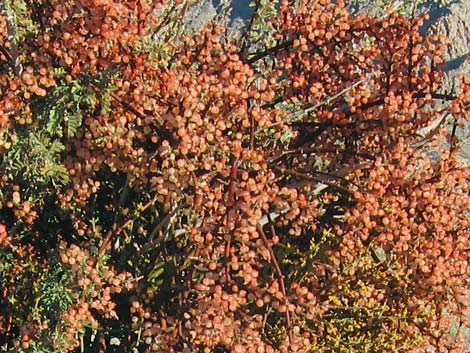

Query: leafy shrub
<box><xmin>1</xmin><ymin>0</ymin><xmax>470</xmax><ymax>352</ymax></box>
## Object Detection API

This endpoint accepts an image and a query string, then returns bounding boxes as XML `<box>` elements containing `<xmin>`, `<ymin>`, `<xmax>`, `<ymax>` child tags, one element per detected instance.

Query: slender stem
<box><xmin>359</xmin><ymin>92</ymin><xmax>457</xmax><ymax>110</ymax></box>
<box><xmin>255</xmin><ymin>80</ymin><xmax>364</xmax><ymax>135</ymax></box>
<box><xmin>239</xmin><ymin>0</ymin><xmax>261</xmax><ymax>60</ymax></box>
<box><xmin>273</xmin><ymin>166</ymin><xmax>354</xmax><ymax>195</ymax></box>
<box><xmin>247</xmin><ymin>40</ymin><xmax>293</xmax><ymax>64</ymax></box>
<box><xmin>2</xmin><ymin>1</ymin><xmax>22</xmax><ymax>76</ymax></box>
<box><xmin>224</xmin><ymin>159</ymin><xmax>241</xmax><ymax>283</ymax></box>
<box><xmin>0</xmin><ymin>44</ymin><xmax>13</xmax><ymax>63</ymax></box>
<box><xmin>140</xmin><ymin>203</ymin><xmax>187</xmax><ymax>254</ymax></box>
<box><xmin>88</xmin><ymin>80</ymin><xmax>175</xmax><ymax>144</ymax></box>
<box><xmin>257</xmin><ymin>223</ymin><xmax>293</xmax><ymax>344</ymax></box>
<box><xmin>250</xmin><ymin>114</ymin><xmax>255</xmax><ymax>150</ymax></box>
<box><xmin>267</xmin><ymin>147</ymin><xmax>374</xmax><ymax>164</ymax></box>
<box><xmin>97</xmin><ymin>194</ymin><xmax>158</xmax><ymax>261</ymax></box>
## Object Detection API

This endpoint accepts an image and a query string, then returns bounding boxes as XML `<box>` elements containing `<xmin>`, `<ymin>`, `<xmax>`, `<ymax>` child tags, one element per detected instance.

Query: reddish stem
<box><xmin>224</xmin><ymin>159</ymin><xmax>242</xmax><ymax>283</ymax></box>
<box><xmin>257</xmin><ymin>223</ymin><xmax>293</xmax><ymax>344</ymax></box>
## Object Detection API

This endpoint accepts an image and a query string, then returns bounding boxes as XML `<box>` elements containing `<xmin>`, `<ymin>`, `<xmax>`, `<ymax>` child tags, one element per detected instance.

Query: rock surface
<box><xmin>422</xmin><ymin>0</ymin><xmax>470</xmax><ymax>94</ymax></box>
<box><xmin>184</xmin><ymin>0</ymin><xmax>217</xmax><ymax>33</ymax></box>
<box><xmin>420</xmin><ymin>1</ymin><xmax>470</xmax><ymax>161</ymax></box>
<box><xmin>349</xmin><ymin>1</ymin><xmax>470</xmax><ymax>93</ymax></box>
<box><xmin>346</xmin><ymin>1</ymin><xmax>470</xmax><ymax>161</ymax></box>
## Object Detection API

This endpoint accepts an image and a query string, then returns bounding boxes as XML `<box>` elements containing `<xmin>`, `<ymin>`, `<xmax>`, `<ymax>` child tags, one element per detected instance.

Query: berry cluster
<box><xmin>1</xmin><ymin>0</ymin><xmax>470</xmax><ymax>352</ymax></box>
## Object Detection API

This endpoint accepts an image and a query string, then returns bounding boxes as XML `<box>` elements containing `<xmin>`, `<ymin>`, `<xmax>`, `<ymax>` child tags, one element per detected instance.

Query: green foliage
<box><xmin>36</xmin><ymin>71</ymin><xmax>117</xmax><ymax>139</ymax></box>
<box><xmin>308</xmin><ymin>252</ymin><xmax>424</xmax><ymax>353</ymax></box>
<box><xmin>241</xmin><ymin>0</ymin><xmax>279</xmax><ymax>64</ymax></box>
<box><xmin>0</xmin><ymin>251</ymin><xmax>74</xmax><ymax>335</ymax></box>
<box><xmin>38</xmin><ymin>266</ymin><xmax>75</xmax><ymax>323</ymax></box>
<box><xmin>246</xmin><ymin>0</ymin><xmax>278</xmax><ymax>44</ymax></box>
<box><xmin>0</xmin><ymin>250</ymin><xmax>14</xmax><ymax>286</ymax></box>
<box><xmin>43</xmin><ymin>80</ymin><xmax>86</xmax><ymax>138</ymax></box>
<box><xmin>1</xmin><ymin>70</ymin><xmax>118</xmax><ymax>198</ymax></box>
<box><xmin>134</xmin><ymin>36</ymin><xmax>168</xmax><ymax>63</ymax></box>
<box><xmin>3</xmin><ymin>0</ymin><xmax>39</xmax><ymax>44</ymax></box>
<box><xmin>147</xmin><ymin>261</ymin><xmax>166</xmax><ymax>291</ymax></box>
<box><xmin>3</xmin><ymin>130</ymin><xmax>68</xmax><ymax>194</ymax></box>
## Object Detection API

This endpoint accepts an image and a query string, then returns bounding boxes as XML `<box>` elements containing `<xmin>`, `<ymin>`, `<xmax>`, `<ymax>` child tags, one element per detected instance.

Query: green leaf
<box><xmin>148</xmin><ymin>263</ymin><xmax>165</xmax><ymax>283</ymax></box>
<box><xmin>66</xmin><ymin>113</ymin><xmax>82</xmax><ymax>138</ymax></box>
<box><xmin>4</xmin><ymin>0</ymin><xmax>40</xmax><ymax>44</ymax></box>
<box><xmin>46</xmin><ymin>109</ymin><xmax>63</xmax><ymax>137</ymax></box>
<box><xmin>3</xmin><ymin>131</ymin><xmax>69</xmax><ymax>197</ymax></box>
<box><xmin>371</xmin><ymin>244</ymin><xmax>387</xmax><ymax>263</ymax></box>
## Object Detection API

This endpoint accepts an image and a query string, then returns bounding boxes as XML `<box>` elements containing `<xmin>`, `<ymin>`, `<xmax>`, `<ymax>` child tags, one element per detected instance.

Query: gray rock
<box><xmin>419</xmin><ymin>1</ymin><xmax>470</xmax><ymax>163</ymax></box>
<box><xmin>183</xmin><ymin>0</ymin><xmax>254</xmax><ymax>37</ymax></box>
<box><xmin>349</xmin><ymin>1</ymin><xmax>467</xmax><ymax>93</ymax></box>
<box><xmin>184</xmin><ymin>0</ymin><xmax>217</xmax><ymax>34</ymax></box>
<box><xmin>216</xmin><ymin>0</ymin><xmax>256</xmax><ymax>20</ymax></box>
<box><xmin>350</xmin><ymin>1</ymin><xmax>470</xmax><ymax>164</ymax></box>
<box><xmin>422</xmin><ymin>0</ymin><xmax>470</xmax><ymax>94</ymax></box>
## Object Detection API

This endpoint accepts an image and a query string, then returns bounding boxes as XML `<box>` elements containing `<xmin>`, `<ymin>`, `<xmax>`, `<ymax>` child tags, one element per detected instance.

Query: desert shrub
<box><xmin>1</xmin><ymin>0</ymin><xmax>470</xmax><ymax>352</ymax></box>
